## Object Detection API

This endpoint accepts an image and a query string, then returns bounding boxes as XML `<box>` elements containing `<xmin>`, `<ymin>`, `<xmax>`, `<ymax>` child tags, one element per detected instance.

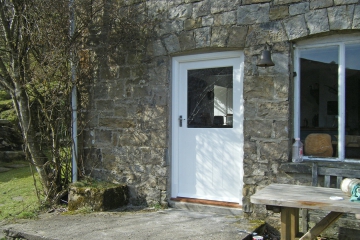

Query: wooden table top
<box><xmin>250</xmin><ymin>183</ymin><xmax>360</xmax><ymax>214</ymax></box>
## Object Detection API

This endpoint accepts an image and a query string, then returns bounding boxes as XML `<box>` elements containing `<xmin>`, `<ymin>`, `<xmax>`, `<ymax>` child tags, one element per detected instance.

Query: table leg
<box><xmin>281</xmin><ymin>207</ymin><xmax>299</xmax><ymax>240</ymax></box>
<box><xmin>299</xmin><ymin>212</ymin><xmax>343</xmax><ymax>240</ymax></box>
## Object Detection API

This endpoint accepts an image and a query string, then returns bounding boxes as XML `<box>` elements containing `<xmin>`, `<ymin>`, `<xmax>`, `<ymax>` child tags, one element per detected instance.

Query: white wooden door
<box><xmin>171</xmin><ymin>52</ymin><xmax>244</xmax><ymax>203</ymax></box>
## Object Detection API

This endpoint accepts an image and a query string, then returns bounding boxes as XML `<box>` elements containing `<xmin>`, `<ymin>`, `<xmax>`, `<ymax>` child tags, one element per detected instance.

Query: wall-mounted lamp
<box><xmin>256</xmin><ymin>43</ymin><xmax>275</xmax><ymax>67</ymax></box>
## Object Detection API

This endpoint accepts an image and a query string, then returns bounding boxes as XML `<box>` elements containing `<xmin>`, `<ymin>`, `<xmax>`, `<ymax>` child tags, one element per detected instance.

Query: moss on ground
<box><xmin>71</xmin><ymin>178</ymin><xmax>119</xmax><ymax>189</ymax></box>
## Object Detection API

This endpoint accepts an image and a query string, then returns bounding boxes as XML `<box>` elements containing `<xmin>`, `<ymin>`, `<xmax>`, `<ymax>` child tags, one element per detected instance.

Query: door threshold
<box><xmin>171</xmin><ymin>197</ymin><xmax>241</xmax><ymax>208</ymax></box>
<box><xmin>169</xmin><ymin>198</ymin><xmax>242</xmax><ymax>216</ymax></box>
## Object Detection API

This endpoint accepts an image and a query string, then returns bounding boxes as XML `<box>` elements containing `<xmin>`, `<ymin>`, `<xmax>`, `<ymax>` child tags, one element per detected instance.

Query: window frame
<box><xmin>293</xmin><ymin>34</ymin><xmax>360</xmax><ymax>162</ymax></box>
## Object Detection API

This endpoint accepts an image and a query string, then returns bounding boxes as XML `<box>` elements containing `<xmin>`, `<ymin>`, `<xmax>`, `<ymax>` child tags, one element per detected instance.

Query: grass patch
<box><xmin>0</xmin><ymin>99</ymin><xmax>13</xmax><ymax>111</ymax></box>
<box><xmin>0</xmin><ymin>108</ymin><xmax>18</xmax><ymax>124</ymax></box>
<box><xmin>0</xmin><ymin>89</ymin><xmax>10</xmax><ymax>100</ymax></box>
<box><xmin>0</xmin><ymin>164</ymin><xmax>42</xmax><ymax>221</ymax></box>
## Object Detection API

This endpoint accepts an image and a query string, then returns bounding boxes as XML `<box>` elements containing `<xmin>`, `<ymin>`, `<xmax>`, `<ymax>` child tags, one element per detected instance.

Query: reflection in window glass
<box><xmin>345</xmin><ymin>44</ymin><xmax>360</xmax><ymax>159</ymax></box>
<box><xmin>187</xmin><ymin>67</ymin><xmax>233</xmax><ymax>128</ymax></box>
<box><xmin>298</xmin><ymin>43</ymin><xmax>360</xmax><ymax>160</ymax></box>
<box><xmin>300</xmin><ymin>46</ymin><xmax>339</xmax><ymax>158</ymax></box>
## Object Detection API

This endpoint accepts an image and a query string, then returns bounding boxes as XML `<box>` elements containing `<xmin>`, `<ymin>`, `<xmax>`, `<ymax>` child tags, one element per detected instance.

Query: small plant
<box><xmin>150</xmin><ymin>202</ymin><xmax>167</xmax><ymax>211</ymax></box>
<box><xmin>62</xmin><ymin>206</ymin><xmax>93</xmax><ymax>215</ymax></box>
<box><xmin>17</xmin><ymin>211</ymin><xmax>38</xmax><ymax>219</ymax></box>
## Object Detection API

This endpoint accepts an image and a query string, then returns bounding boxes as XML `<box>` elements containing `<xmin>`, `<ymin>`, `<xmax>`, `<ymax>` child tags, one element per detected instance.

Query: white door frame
<box><xmin>171</xmin><ymin>51</ymin><xmax>245</xmax><ymax>202</ymax></box>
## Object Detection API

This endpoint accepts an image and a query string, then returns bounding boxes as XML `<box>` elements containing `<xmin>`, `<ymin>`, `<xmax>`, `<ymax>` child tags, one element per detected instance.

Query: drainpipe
<box><xmin>70</xmin><ymin>0</ymin><xmax>77</xmax><ymax>182</ymax></box>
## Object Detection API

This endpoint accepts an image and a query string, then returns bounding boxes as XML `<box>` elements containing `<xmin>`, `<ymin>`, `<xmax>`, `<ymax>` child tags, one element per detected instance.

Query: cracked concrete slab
<box><xmin>1</xmin><ymin>209</ymin><xmax>262</xmax><ymax>240</ymax></box>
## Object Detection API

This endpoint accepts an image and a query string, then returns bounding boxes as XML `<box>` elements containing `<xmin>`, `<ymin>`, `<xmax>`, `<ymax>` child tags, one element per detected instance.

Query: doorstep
<box><xmin>169</xmin><ymin>198</ymin><xmax>243</xmax><ymax>216</ymax></box>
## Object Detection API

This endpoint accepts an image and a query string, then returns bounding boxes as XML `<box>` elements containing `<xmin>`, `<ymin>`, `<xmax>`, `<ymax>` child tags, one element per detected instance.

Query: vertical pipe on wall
<box><xmin>70</xmin><ymin>0</ymin><xmax>78</xmax><ymax>182</ymax></box>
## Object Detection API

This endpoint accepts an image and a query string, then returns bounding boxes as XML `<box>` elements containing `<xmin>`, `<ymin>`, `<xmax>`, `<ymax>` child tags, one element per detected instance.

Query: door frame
<box><xmin>171</xmin><ymin>51</ymin><xmax>245</xmax><ymax>201</ymax></box>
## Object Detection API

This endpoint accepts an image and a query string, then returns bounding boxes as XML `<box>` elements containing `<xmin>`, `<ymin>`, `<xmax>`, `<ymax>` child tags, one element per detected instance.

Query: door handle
<box><xmin>179</xmin><ymin>115</ymin><xmax>183</xmax><ymax>127</ymax></box>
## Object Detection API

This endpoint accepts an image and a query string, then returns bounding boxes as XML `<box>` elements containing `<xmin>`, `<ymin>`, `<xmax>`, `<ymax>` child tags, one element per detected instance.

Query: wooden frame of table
<box><xmin>250</xmin><ymin>184</ymin><xmax>360</xmax><ymax>240</ymax></box>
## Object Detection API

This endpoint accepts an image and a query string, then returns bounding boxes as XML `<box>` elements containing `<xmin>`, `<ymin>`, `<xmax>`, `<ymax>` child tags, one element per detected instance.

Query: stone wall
<box><xmin>0</xmin><ymin>119</ymin><xmax>24</xmax><ymax>162</ymax></box>
<box><xmin>83</xmin><ymin>0</ymin><xmax>360</xmax><ymax>236</ymax></box>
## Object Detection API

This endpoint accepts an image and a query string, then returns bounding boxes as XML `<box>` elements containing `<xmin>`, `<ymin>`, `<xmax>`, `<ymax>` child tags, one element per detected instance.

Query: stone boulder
<box><xmin>68</xmin><ymin>182</ymin><xmax>129</xmax><ymax>211</ymax></box>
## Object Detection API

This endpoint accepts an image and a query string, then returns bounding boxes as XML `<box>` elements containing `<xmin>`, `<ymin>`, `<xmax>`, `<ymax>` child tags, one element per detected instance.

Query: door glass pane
<box><xmin>300</xmin><ymin>46</ymin><xmax>338</xmax><ymax>158</ymax></box>
<box><xmin>187</xmin><ymin>67</ymin><xmax>233</xmax><ymax>128</ymax></box>
<box><xmin>345</xmin><ymin>44</ymin><xmax>360</xmax><ymax>159</ymax></box>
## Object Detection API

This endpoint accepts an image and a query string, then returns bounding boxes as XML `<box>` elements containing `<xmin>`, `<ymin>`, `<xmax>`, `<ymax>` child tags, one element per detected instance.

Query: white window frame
<box><xmin>294</xmin><ymin>33</ymin><xmax>360</xmax><ymax>162</ymax></box>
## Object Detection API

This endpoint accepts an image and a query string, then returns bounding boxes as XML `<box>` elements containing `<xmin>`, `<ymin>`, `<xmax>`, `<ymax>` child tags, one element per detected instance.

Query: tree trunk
<box><xmin>13</xmin><ymin>82</ymin><xmax>51</xmax><ymax>196</ymax></box>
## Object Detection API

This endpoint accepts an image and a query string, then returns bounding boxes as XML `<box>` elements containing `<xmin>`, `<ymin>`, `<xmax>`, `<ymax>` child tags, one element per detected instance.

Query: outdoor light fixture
<box><xmin>256</xmin><ymin>43</ymin><xmax>275</xmax><ymax>67</ymax></box>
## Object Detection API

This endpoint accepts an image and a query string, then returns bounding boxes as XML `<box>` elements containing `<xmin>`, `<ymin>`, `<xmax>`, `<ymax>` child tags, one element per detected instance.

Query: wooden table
<box><xmin>250</xmin><ymin>184</ymin><xmax>360</xmax><ymax>240</ymax></box>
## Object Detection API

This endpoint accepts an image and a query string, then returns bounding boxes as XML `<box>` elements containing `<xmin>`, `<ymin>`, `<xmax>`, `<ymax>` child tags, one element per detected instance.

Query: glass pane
<box><xmin>345</xmin><ymin>44</ymin><xmax>360</xmax><ymax>159</ymax></box>
<box><xmin>300</xmin><ymin>46</ymin><xmax>338</xmax><ymax>158</ymax></box>
<box><xmin>187</xmin><ymin>67</ymin><xmax>233</xmax><ymax>128</ymax></box>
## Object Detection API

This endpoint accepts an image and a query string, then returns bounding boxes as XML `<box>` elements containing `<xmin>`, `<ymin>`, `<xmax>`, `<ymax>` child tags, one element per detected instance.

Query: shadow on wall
<box><xmin>338</xmin><ymin>227</ymin><xmax>360</xmax><ymax>240</ymax></box>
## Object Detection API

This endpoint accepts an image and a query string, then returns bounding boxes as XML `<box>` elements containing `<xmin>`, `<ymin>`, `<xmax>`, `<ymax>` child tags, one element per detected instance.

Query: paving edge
<box><xmin>4</xmin><ymin>227</ymin><xmax>55</xmax><ymax>240</ymax></box>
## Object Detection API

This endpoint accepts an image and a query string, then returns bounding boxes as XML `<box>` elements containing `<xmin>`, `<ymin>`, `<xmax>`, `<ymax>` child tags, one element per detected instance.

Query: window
<box><xmin>187</xmin><ymin>67</ymin><xmax>233</xmax><ymax>128</ymax></box>
<box><xmin>294</xmin><ymin>35</ymin><xmax>360</xmax><ymax>161</ymax></box>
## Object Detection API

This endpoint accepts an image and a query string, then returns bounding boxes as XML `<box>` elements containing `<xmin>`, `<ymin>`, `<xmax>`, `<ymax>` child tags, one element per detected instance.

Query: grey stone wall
<box><xmin>83</xmin><ymin>0</ymin><xmax>360</xmax><ymax>236</ymax></box>
<box><xmin>0</xmin><ymin>119</ymin><xmax>24</xmax><ymax>162</ymax></box>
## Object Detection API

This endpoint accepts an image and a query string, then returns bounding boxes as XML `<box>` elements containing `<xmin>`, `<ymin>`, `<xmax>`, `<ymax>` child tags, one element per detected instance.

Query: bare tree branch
<box><xmin>0</xmin><ymin>57</ymin><xmax>14</xmax><ymax>92</ymax></box>
<box><xmin>0</xmin><ymin>0</ymin><xmax>14</xmax><ymax>50</ymax></box>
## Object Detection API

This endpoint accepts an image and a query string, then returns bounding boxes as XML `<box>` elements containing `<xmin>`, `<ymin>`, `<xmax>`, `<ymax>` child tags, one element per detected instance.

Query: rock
<box><xmin>237</xmin><ymin>3</ymin><xmax>270</xmax><ymax>25</ymax></box>
<box><xmin>0</xmin><ymin>119</ymin><xmax>12</xmax><ymax>126</ymax></box>
<box><xmin>12</xmin><ymin>196</ymin><xmax>24</xmax><ymax>201</ymax></box>
<box><xmin>0</xmin><ymin>151</ymin><xmax>25</xmax><ymax>163</ymax></box>
<box><xmin>6</xmin><ymin>163</ymin><xmax>27</xmax><ymax>168</ymax></box>
<box><xmin>0</xmin><ymin>167</ymin><xmax>11</xmax><ymax>173</ymax></box>
<box><xmin>68</xmin><ymin>183</ymin><xmax>129</xmax><ymax>211</ymax></box>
